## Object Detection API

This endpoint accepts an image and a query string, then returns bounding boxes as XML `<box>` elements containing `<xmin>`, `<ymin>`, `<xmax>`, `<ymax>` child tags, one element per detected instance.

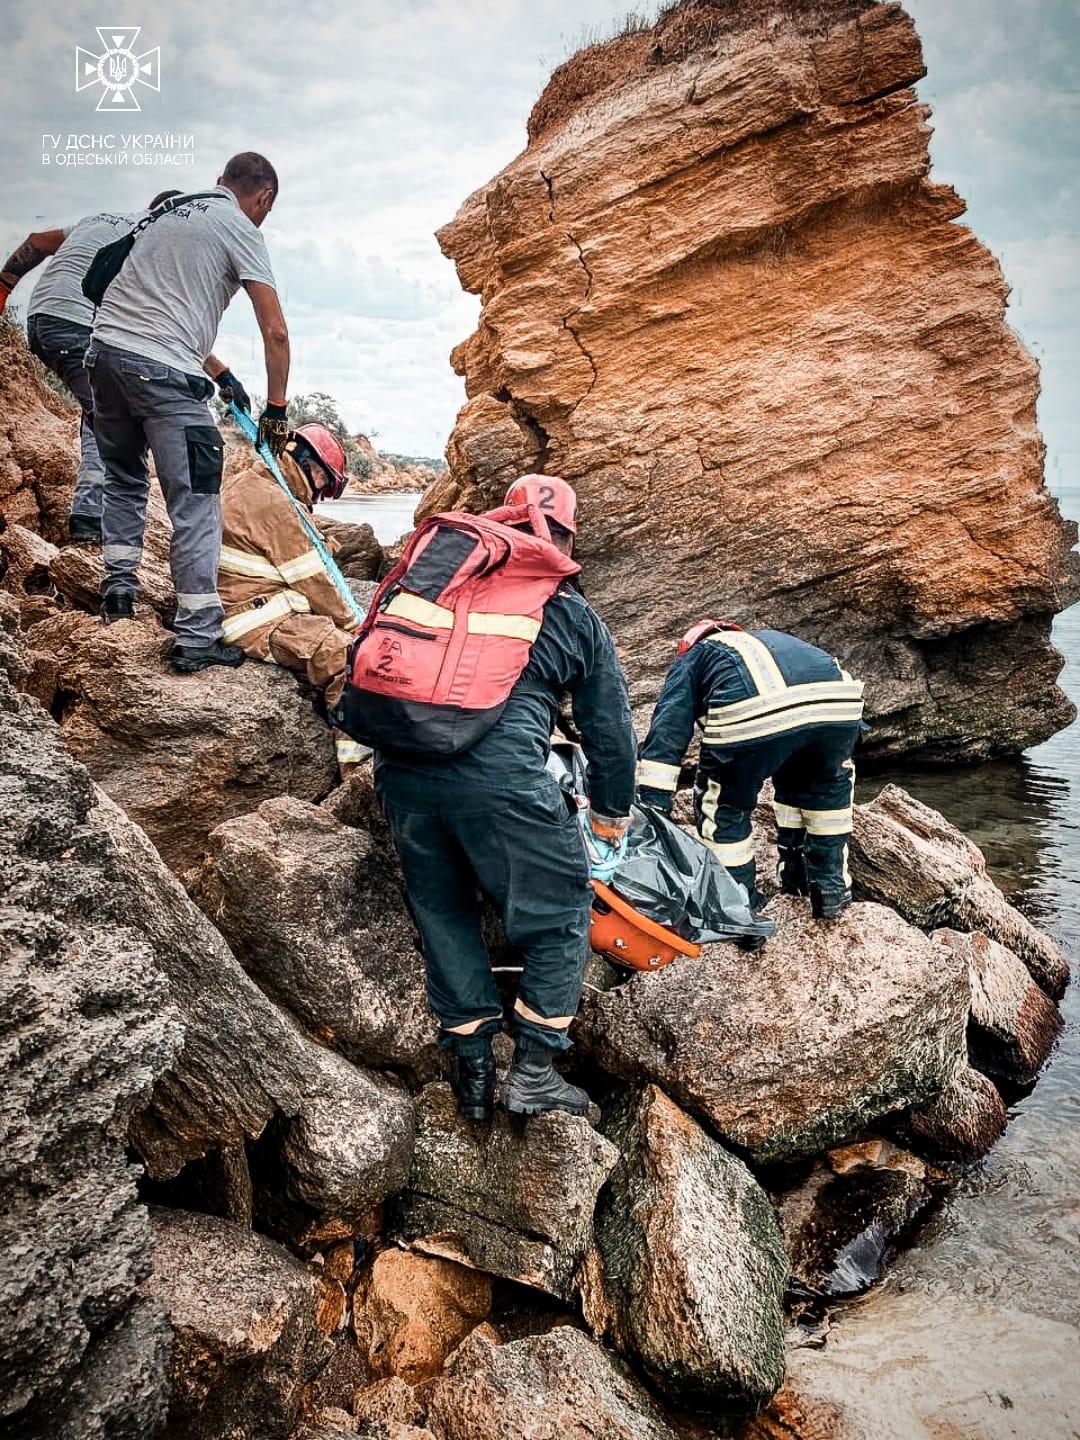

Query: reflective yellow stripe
<box><xmin>514</xmin><ymin>998</ymin><xmax>575</xmax><ymax>1030</ymax></box>
<box><xmin>699</xmin><ymin>833</ymin><xmax>756</xmax><ymax>867</ymax></box>
<box><xmin>773</xmin><ymin>802</ymin><xmax>804</xmax><ymax>829</ymax></box>
<box><xmin>277</xmin><ymin>548</ymin><xmax>326</xmax><ymax>584</ymax></box>
<box><xmin>221</xmin><ymin>590</ymin><xmax>311</xmax><ymax>641</ymax></box>
<box><xmin>467</xmin><ymin>611</ymin><xmax>541</xmax><ymax>641</ymax></box>
<box><xmin>442</xmin><ymin>1015</ymin><xmax>503</xmax><ymax>1035</ymax></box>
<box><xmin>219</xmin><ymin>545</ymin><xmax>280</xmax><ymax>580</ymax></box>
<box><xmin>706</xmin><ymin>679</ymin><xmax>864</xmax><ymax>724</ymax></box>
<box><xmin>385</xmin><ymin>592</ymin><xmax>453</xmax><ymax>628</ymax></box>
<box><xmin>704</xmin><ymin>701</ymin><xmax>865</xmax><ymax>745</ymax></box>
<box><xmin>636</xmin><ymin>759</ymin><xmax>680</xmax><ymax>791</ymax></box>
<box><xmin>802</xmin><ymin>808</ymin><xmax>854</xmax><ymax>836</ymax></box>
<box><xmin>706</xmin><ymin>631</ymin><xmax>787</xmax><ymax>694</ymax></box>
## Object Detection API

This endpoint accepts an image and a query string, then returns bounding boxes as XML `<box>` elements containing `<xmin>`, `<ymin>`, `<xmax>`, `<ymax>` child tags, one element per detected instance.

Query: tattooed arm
<box><xmin>0</xmin><ymin>229</ymin><xmax>66</xmax><ymax>295</ymax></box>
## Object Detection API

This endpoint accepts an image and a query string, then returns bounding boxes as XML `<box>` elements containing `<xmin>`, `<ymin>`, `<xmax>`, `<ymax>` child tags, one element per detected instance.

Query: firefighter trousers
<box><xmin>693</xmin><ymin>722</ymin><xmax>860</xmax><ymax>903</ymax></box>
<box><xmin>375</xmin><ymin>765</ymin><xmax>591</xmax><ymax>1053</ymax></box>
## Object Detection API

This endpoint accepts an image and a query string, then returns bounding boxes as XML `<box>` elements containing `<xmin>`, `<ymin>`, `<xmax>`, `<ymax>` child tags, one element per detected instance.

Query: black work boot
<box><xmin>99</xmin><ymin>592</ymin><xmax>134</xmax><ymax>623</ymax></box>
<box><xmin>502</xmin><ymin>1042</ymin><xmax>590</xmax><ymax>1117</ymax></box>
<box><xmin>810</xmin><ymin>884</ymin><xmax>852</xmax><ymax>920</ymax></box>
<box><xmin>69</xmin><ymin>514</ymin><xmax>102</xmax><ymax>543</ymax></box>
<box><xmin>777</xmin><ymin>845</ymin><xmax>809</xmax><ymax>897</ymax></box>
<box><xmin>170</xmin><ymin>641</ymin><xmax>246</xmax><ymax>674</ymax></box>
<box><xmin>449</xmin><ymin>1041</ymin><xmax>496</xmax><ymax>1122</ymax></box>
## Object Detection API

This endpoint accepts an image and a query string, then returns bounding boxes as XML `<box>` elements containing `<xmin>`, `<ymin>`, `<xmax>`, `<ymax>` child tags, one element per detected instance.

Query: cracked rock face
<box><xmin>0</xmin><ymin>326</ymin><xmax>77</xmax><ymax>542</ymax></box>
<box><xmin>429</xmin><ymin>0</ymin><xmax>1078</xmax><ymax>762</ymax></box>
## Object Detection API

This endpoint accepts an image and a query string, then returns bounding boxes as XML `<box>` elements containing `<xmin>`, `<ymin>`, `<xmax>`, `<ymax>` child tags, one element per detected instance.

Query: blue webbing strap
<box><xmin>229</xmin><ymin>401</ymin><xmax>365</xmax><ymax>625</ymax></box>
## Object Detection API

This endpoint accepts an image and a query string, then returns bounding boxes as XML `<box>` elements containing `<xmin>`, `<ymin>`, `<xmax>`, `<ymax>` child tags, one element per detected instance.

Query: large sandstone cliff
<box><xmin>428</xmin><ymin>0</ymin><xmax>1079</xmax><ymax>762</ymax></box>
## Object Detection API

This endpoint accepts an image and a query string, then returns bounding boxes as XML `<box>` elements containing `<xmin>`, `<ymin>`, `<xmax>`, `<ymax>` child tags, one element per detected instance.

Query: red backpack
<box><xmin>331</xmin><ymin>504</ymin><xmax>579</xmax><ymax>758</ymax></box>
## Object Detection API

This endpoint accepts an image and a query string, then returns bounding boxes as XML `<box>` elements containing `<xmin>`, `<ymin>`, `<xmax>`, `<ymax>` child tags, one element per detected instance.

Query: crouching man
<box><xmin>219</xmin><ymin>422</ymin><xmax>369</xmax><ymax>774</ymax></box>
<box><xmin>637</xmin><ymin>620</ymin><xmax>864</xmax><ymax>919</ymax></box>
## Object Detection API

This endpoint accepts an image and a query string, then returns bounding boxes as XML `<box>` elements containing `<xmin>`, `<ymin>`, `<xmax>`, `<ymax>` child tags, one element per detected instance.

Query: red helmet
<box><xmin>676</xmin><ymin>618</ymin><xmax>745</xmax><ymax>656</ymax></box>
<box><xmin>292</xmin><ymin>423</ymin><xmax>348</xmax><ymax>501</ymax></box>
<box><xmin>504</xmin><ymin>474</ymin><xmax>578</xmax><ymax>534</ymax></box>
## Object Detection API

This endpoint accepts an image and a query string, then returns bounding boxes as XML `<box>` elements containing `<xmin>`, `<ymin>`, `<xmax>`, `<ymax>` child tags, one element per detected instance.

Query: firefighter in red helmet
<box><xmin>217</xmin><ymin>422</ymin><xmax>369</xmax><ymax>775</ymax></box>
<box><xmin>637</xmin><ymin>620</ymin><xmax>864</xmax><ymax>919</ymax></box>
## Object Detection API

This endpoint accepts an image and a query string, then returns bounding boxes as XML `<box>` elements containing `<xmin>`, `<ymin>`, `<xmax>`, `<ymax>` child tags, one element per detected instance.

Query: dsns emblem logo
<box><xmin>75</xmin><ymin>27</ymin><xmax>160</xmax><ymax>111</ymax></box>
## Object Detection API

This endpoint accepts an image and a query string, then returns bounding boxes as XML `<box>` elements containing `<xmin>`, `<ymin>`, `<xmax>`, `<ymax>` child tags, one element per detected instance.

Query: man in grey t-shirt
<box><xmin>0</xmin><ymin>191</ymin><xmax>182</xmax><ymax>539</ymax></box>
<box><xmin>87</xmin><ymin>150</ymin><xmax>291</xmax><ymax>673</ymax></box>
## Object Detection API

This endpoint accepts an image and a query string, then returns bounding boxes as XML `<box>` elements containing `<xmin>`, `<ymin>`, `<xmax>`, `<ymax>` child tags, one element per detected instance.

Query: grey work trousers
<box><xmin>86</xmin><ymin>340</ymin><xmax>225</xmax><ymax>648</ymax></box>
<box><xmin>27</xmin><ymin>314</ymin><xmax>104</xmax><ymax>519</ymax></box>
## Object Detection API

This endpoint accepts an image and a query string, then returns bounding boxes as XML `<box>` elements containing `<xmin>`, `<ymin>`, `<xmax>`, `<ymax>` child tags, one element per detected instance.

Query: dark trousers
<box><xmin>375</xmin><ymin>765</ymin><xmax>591</xmax><ymax>1052</ymax></box>
<box><xmin>27</xmin><ymin>314</ymin><xmax>103</xmax><ymax>519</ymax></box>
<box><xmin>694</xmin><ymin>723</ymin><xmax>860</xmax><ymax>900</ymax></box>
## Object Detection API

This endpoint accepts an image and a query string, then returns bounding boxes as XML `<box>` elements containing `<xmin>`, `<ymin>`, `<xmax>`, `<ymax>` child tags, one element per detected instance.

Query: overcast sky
<box><xmin>1</xmin><ymin>0</ymin><xmax>1076</xmax><ymax>488</ymax></box>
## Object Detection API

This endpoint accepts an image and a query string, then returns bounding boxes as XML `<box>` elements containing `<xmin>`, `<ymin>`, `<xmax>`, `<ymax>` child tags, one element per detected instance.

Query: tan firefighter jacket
<box><xmin>218</xmin><ymin>452</ymin><xmax>358</xmax><ymax>653</ymax></box>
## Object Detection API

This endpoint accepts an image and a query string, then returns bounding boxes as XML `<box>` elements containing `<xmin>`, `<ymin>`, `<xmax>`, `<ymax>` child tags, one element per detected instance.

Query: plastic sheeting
<box><xmin>546</xmin><ymin>742</ymin><xmax>774</xmax><ymax>946</ymax></box>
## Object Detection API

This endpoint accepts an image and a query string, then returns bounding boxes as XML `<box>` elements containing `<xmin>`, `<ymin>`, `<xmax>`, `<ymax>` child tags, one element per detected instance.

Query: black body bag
<box><xmin>81</xmin><ymin>190</ymin><xmax>223</xmax><ymax>306</ymax></box>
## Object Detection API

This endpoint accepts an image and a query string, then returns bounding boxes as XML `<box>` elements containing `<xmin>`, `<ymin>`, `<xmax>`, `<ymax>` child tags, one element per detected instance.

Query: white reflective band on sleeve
<box><xmin>636</xmin><ymin>759</ymin><xmax>681</xmax><ymax>791</ymax></box>
<box><xmin>384</xmin><ymin>592</ymin><xmax>454</xmax><ymax>629</ymax></box>
<box><xmin>335</xmin><ymin>738</ymin><xmax>372</xmax><ymax>763</ymax></box>
<box><xmin>802</xmin><ymin>807</ymin><xmax>854</xmax><ymax>836</ymax></box>
<box><xmin>174</xmin><ymin>591</ymin><xmax>220</xmax><ymax>612</ymax></box>
<box><xmin>698</xmin><ymin>833</ymin><xmax>756</xmax><ymax>867</ymax></box>
<box><xmin>441</xmin><ymin>1015</ymin><xmax>503</xmax><ymax>1035</ymax></box>
<box><xmin>467</xmin><ymin>611</ymin><xmax>542</xmax><ymax>641</ymax></box>
<box><xmin>707</xmin><ymin>630</ymin><xmax>787</xmax><ymax>694</ymax></box>
<box><xmin>221</xmin><ymin>589</ymin><xmax>311</xmax><ymax>641</ymax></box>
<box><xmin>277</xmin><ymin>548</ymin><xmax>326</xmax><ymax>584</ymax></box>
<box><xmin>219</xmin><ymin>545</ymin><xmax>280</xmax><ymax>580</ymax></box>
<box><xmin>103</xmin><ymin>544</ymin><xmax>143</xmax><ymax>564</ymax></box>
<box><xmin>773</xmin><ymin>802</ymin><xmax>805</xmax><ymax>828</ymax></box>
<box><xmin>513</xmin><ymin>998</ymin><xmax>575</xmax><ymax>1030</ymax></box>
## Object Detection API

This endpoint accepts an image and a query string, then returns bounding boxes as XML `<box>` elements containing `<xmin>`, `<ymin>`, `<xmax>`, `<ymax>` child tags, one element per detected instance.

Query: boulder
<box><xmin>49</xmin><ymin>488</ymin><xmax>177</xmax><ymax>623</ymax></box>
<box><xmin>852</xmin><ymin>785</ymin><xmax>1069</xmax><ymax>997</ymax></box>
<box><xmin>583</xmin><ymin>897</ymin><xmax>969</xmax><ymax>1163</ymax></box>
<box><xmin>0</xmin><ymin>676</ymin><xmax>179</xmax><ymax>1437</ymax></box>
<box><xmin>352</xmin><ymin>1248</ymin><xmax>492</xmax><ymax>1385</ymax></box>
<box><xmin>777</xmin><ymin>1141</ymin><xmax>942</xmax><ymax>1298</ymax></box>
<box><xmin>0</xmin><ymin>324</ymin><xmax>77</xmax><ymax>541</ymax></box>
<box><xmin>394</xmin><ymin>1083</ymin><xmax>618</xmax><ymax>1298</ymax></box>
<box><xmin>188</xmin><ymin>791</ymin><xmax>436</xmax><ymax>1075</ymax></box>
<box><xmin>742</xmin><ymin>1289</ymin><xmax>1080</xmax><ymax>1440</ymax></box>
<box><xmin>144</xmin><ymin>1208</ymin><xmax>332</xmax><ymax>1440</ymax></box>
<box><xmin>351</xmin><ymin>1376</ymin><xmax>427</xmax><ymax>1430</ymax></box>
<box><xmin>934</xmin><ymin>929</ymin><xmax>1062</xmax><ymax>1087</ymax></box>
<box><xmin>588</xmin><ymin>1085</ymin><xmax>788</xmax><ymax>1412</ymax></box>
<box><xmin>423</xmin><ymin>1325</ymin><xmax>680</xmax><ymax>1440</ymax></box>
<box><xmin>889</xmin><ymin>1062</ymin><xmax>1007</xmax><ymax>1165</ymax></box>
<box><xmin>430</xmin><ymin>0</ymin><xmax>1078</xmax><ymax>763</ymax></box>
<box><xmin>315</xmin><ymin>513</ymin><xmax>384</xmax><ymax>580</ymax></box>
<box><xmin>26</xmin><ymin>608</ymin><xmax>337</xmax><ymax>872</ymax></box>
<box><xmin>0</xmin><ymin>521</ymin><xmax>61</xmax><ymax>628</ymax></box>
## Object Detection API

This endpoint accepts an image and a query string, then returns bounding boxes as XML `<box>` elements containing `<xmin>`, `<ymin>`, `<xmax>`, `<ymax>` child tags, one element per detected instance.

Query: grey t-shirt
<box><xmin>92</xmin><ymin>187</ymin><xmax>276</xmax><ymax>377</ymax></box>
<box><xmin>27</xmin><ymin>211</ymin><xmax>137</xmax><ymax>329</ymax></box>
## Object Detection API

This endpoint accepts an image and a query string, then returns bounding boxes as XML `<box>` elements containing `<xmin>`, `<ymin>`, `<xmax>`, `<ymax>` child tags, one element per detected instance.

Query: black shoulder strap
<box><xmin>132</xmin><ymin>189</ymin><xmax>229</xmax><ymax>235</ymax></box>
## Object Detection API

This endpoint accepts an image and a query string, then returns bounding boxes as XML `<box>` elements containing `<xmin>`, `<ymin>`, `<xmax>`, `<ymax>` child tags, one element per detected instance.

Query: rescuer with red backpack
<box><xmin>333</xmin><ymin>474</ymin><xmax>637</xmax><ymax>1121</ymax></box>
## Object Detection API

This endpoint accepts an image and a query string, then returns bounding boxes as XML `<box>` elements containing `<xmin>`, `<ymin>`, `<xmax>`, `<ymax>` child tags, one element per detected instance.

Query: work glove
<box><xmin>258</xmin><ymin>401</ymin><xmax>289</xmax><ymax>456</ymax></box>
<box><xmin>582</xmin><ymin>810</ymin><xmax>631</xmax><ymax>884</ymax></box>
<box><xmin>214</xmin><ymin>367</ymin><xmax>250</xmax><ymax>413</ymax></box>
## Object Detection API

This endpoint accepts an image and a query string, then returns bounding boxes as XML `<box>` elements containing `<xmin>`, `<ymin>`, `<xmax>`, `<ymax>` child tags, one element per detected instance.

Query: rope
<box><xmin>229</xmin><ymin>401</ymin><xmax>365</xmax><ymax>625</ymax></box>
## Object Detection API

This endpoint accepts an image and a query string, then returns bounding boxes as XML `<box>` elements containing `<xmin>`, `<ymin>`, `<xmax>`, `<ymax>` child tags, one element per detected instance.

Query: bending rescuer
<box><xmin>637</xmin><ymin>620</ymin><xmax>864</xmax><ymax>919</ymax></box>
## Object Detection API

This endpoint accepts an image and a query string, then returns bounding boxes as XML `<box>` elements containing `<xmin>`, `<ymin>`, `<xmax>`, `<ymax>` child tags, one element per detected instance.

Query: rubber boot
<box><xmin>502</xmin><ymin>1041</ymin><xmax>590</xmax><ymax>1117</ymax></box>
<box><xmin>810</xmin><ymin>884</ymin><xmax>852</xmax><ymax>920</ymax></box>
<box><xmin>449</xmin><ymin>1041</ymin><xmax>496</xmax><ymax>1122</ymax></box>
<box><xmin>170</xmin><ymin>640</ymin><xmax>246</xmax><ymax>674</ymax></box>
<box><xmin>100</xmin><ymin>592</ymin><xmax>134</xmax><ymax>624</ymax></box>
<box><xmin>777</xmin><ymin>845</ymin><xmax>809</xmax><ymax>897</ymax></box>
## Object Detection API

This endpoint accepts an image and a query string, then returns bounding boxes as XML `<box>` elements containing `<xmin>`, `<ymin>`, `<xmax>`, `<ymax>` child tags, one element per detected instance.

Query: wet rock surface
<box><xmin>145</xmin><ymin>1208</ymin><xmax>332</xmax><ymax>1440</ymax></box>
<box><xmin>583</xmin><ymin>898</ymin><xmax>970</xmax><ymax>1163</ymax></box>
<box><xmin>0</xmin><ymin>676</ymin><xmax>178</xmax><ymax>1437</ymax></box>
<box><xmin>25</xmin><ymin>609</ymin><xmax>337</xmax><ymax>871</ymax></box>
<box><xmin>889</xmin><ymin>1061</ymin><xmax>1008</xmax><ymax>1165</ymax></box>
<box><xmin>394</xmin><ymin>1083</ymin><xmax>618</xmax><ymax>1298</ymax></box>
<box><xmin>423</xmin><ymin>1325</ymin><xmax>680</xmax><ymax>1440</ymax></box>
<box><xmin>432</xmin><ymin>1</ymin><xmax>1078</xmax><ymax>763</ymax></box>
<box><xmin>188</xmin><ymin>790</ymin><xmax>436</xmax><ymax>1075</ymax></box>
<box><xmin>588</xmin><ymin>1085</ymin><xmax>788</xmax><ymax>1412</ymax></box>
